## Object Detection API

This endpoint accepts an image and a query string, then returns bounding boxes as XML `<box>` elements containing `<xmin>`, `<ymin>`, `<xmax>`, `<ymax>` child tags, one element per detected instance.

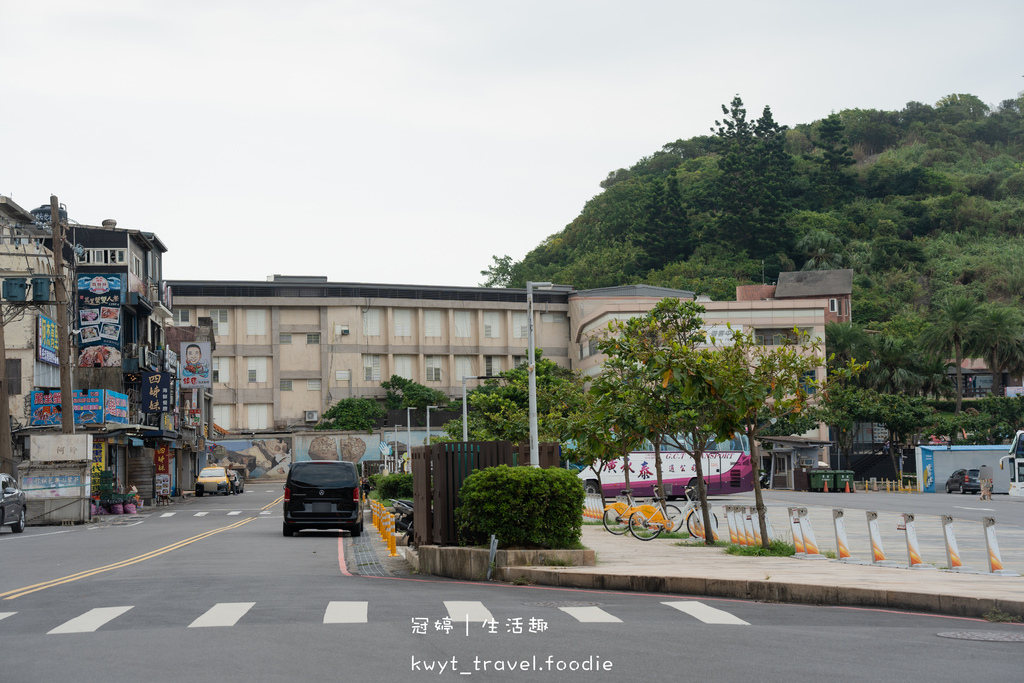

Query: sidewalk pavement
<box><xmin>480</xmin><ymin>524</ymin><xmax>1024</xmax><ymax>620</ymax></box>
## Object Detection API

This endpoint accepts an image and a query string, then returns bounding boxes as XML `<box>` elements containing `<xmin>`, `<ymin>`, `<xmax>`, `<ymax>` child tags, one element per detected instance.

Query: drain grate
<box><xmin>937</xmin><ymin>631</ymin><xmax>1024</xmax><ymax>642</ymax></box>
<box><xmin>524</xmin><ymin>601</ymin><xmax>603</xmax><ymax>608</ymax></box>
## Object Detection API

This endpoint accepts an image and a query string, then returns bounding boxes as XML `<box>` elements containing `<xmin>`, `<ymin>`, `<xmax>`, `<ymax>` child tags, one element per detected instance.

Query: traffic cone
<box><xmin>824</xmin><ymin>478</ymin><xmax>829</xmax><ymax>493</ymax></box>
<box><xmin>844</xmin><ymin>480</ymin><xmax>851</xmax><ymax>493</ymax></box>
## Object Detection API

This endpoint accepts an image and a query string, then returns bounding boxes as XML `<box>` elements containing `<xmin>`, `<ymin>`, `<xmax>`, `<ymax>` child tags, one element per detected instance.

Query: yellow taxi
<box><xmin>196</xmin><ymin>467</ymin><xmax>233</xmax><ymax>496</ymax></box>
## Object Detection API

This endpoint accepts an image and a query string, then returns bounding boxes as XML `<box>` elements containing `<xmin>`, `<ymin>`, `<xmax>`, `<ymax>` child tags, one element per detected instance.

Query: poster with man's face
<box><xmin>180</xmin><ymin>341</ymin><xmax>211</xmax><ymax>388</ymax></box>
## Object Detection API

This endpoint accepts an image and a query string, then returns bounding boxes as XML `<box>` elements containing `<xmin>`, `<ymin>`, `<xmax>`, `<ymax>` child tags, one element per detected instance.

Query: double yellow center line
<box><xmin>1</xmin><ymin>517</ymin><xmax>257</xmax><ymax>600</ymax></box>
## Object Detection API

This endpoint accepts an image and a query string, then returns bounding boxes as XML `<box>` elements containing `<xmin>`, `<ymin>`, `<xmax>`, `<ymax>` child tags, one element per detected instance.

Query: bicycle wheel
<box><xmin>602</xmin><ymin>507</ymin><xmax>629</xmax><ymax>535</ymax></box>
<box><xmin>686</xmin><ymin>510</ymin><xmax>719</xmax><ymax>540</ymax></box>
<box><xmin>628</xmin><ymin>511</ymin><xmax>662</xmax><ymax>541</ymax></box>
<box><xmin>663</xmin><ymin>504</ymin><xmax>684</xmax><ymax>532</ymax></box>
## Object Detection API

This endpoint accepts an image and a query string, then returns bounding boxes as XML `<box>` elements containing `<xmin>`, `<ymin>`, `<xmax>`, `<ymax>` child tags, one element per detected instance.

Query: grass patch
<box><xmin>673</xmin><ymin>539</ymin><xmax>729</xmax><ymax>547</ymax></box>
<box><xmin>582</xmin><ymin>519</ymin><xmax>604</xmax><ymax>526</ymax></box>
<box><xmin>983</xmin><ymin>609</ymin><xmax>1022</xmax><ymax>623</ymax></box>
<box><xmin>511</xmin><ymin>576</ymin><xmax>532</xmax><ymax>586</ymax></box>
<box><xmin>659</xmin><ymin>531</ymin><xmax>691</xmax><ymax>540</ymax></box>
<box><xmin>723</xmin><ymin>539</ymin><xmax>797</xmax><ymax>557</ymax></box>
<box><xmin>543</xmin><ymin>558</ymin><xmax>572</xmax><ymax>567</ymax></box>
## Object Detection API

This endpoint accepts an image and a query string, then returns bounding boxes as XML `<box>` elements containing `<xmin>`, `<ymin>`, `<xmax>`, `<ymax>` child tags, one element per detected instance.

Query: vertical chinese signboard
<box><xmin>77</xmin><ymin>274</ymin><xmax>123</xmax><ymax>367</ymax></box>
<box><xmin>142</xmin><ymin>372</ymin><xmax>172</xmax><ymax>413</ymax></box>
<box><xmin>155</xmin><ymin>444</ymin><xmax>171</xmax><ymax>497</ymax></box>
<box><xmin>37</xmin><ymin>313</ymin><xmax>60</xmax><ymax>366</ymax></box>
<box><xmin>91</xmin><ymin>441</ymin><xmax>106</xmax><ymax>495</ymax></box>
<box><xmin>180</xmin><ymin>341</ymin><xmax>211</xmax><ymax>388</ymax></box>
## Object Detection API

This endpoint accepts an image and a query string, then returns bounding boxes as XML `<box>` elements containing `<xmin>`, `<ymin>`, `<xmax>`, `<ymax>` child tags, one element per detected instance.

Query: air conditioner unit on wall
<box><xmin>304</xmin><ymin>410</ymin><xmax>319</xmax><ymax>423</ymax></box>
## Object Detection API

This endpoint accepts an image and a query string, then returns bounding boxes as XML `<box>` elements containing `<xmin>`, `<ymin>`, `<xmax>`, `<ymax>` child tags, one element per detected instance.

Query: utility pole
<box><xmin>0</xmin><ymin>301</ymin><xmax>11</xmax><ymax>475</ymax></box>
<box><xmin>52</xmin><ymin>196</ymin><xmax>74</xmax><ymax>434</ymax></box>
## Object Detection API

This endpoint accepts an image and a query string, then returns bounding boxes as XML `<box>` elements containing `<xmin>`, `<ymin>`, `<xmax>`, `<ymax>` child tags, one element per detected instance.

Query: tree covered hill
<box><xmin>483</xmin><ymin>92</ymin><xmax>1024</xmax><ymax>332</ymax></box>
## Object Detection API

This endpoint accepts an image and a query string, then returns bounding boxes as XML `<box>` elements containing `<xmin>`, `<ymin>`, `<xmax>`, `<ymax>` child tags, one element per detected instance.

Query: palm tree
<box><xmin>970</xmin><ymin>304</ymin><xmax>1024</xmax><ymax>397</ymax></box>
<box><xmin>796</xmin><ymin>230</ymin><xmax>845</xmax><ymax>271</ymax></box>
<box><xmin>825</xmin><ymin>321</ymin><xmax>870</xmax><ymax>371</ymax></box>
<box><xmin>919</xmin><ymin>292</ymin><xmax>982</xmax><ymax>414</ymax></box>
<box><xmin>864</xmin><ymin>335</ymin><xmax>924</xmax><ymax>395</ymax></box>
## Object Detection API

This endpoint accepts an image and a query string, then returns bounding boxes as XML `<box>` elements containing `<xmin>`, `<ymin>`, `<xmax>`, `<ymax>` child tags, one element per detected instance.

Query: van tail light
<box><xmin>353</xmin><ymin>488</ymin><xmax>359</xmax><ymax>501</ymax></box>
<box><xmin>284</xmin><ymin>487</ymin><xmax>291</xmax><ymax>502</ymax></box>
<box><xmin>964</xmin><ymin>476</ymin><xmax>971</xmax><ymax>483</ymax></box>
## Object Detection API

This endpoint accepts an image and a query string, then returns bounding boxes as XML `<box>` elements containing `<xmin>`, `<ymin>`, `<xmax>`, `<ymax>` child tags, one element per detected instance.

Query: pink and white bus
<box><xmin>577</xmin><ymin>435</ymin><xmax>754</xmax><ymax>499</ymax></box>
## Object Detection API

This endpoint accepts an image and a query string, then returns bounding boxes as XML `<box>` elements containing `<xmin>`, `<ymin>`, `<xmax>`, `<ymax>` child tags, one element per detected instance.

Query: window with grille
<box><xmin>212</xmin><ymin>357</ymin><xmax>228</xmax><ymax>384</ymax></box>
<box><xmin>425</xmin><ymin>356</ymin><xmax>442</xmax><ymax>381</ymax></box>
<box><xmin>455</xmin><ymin>356</ymin><xmax>473</xmax><ymax>381</ymax></box>
<box><xmin>308</xmin><ymin>379</ymin><xmax>321</xmax><ymax>391</ymax></box>
<box><xmin>485</xmin><ymin>356</ymin><xmax>502</xmax><ymax>377</ymax></box>
<box><xmin>173</xmin><ymin>309</ymin><xmax>191</xmax><ymax>325</ymax></box>
<box><xmin>829</xmin><ymin>298</ymin><xmax>838</xmax><ymax>313</ymax></box>
<box><xmin>513</xmin><ymin>356</ymin><xmax>527</xmax><ymax>368</ymax></box>
<box><xmin>454</xmin><ymin>311</ymin><xmax>472</xmax><ymax>338</ymax></box>
<box><xmin>363</xmin><ymin>355</ymin><xmax>381</xmax><ymax>381</ymax></box>
<box><xmin>280</xmin><ymin>379</ymin><xmax>293</xmax><ymax>391</ymax></box>
<box><xmin>247</xmin><ymin>404</ymin><xmax>269</xmax><ymax>429</ymax></box>
<box><xmin>393</xmin><ymin>309</ymin><xmax>411</xmax><ymax>337</ymax></box>
<box><xmin>5</xmin><ymin>359</ymin><xmax>21</xmax><ymax>395</ymax></box>
<box><xmin>541</xmin><ymin>312</ymin><xmax>566</xmax><ymax>323</ymax></box>
<box><xmin>247</xmin><ymin>357</ymin><xmax>267</xmax><ymax>383</ymax></box>
<box><xmin>363</xmin><ymin>308</ymin><xmax>380</xmax><ymax>336</ymax></box>
<box><xmin>279</xmin><ymin>333</ymin><xmax>292</xmax><ymax>344</ymax></box>
<box><xmin>394</xmin><ymin>355</ymin><xmax>413</xmax><ymax>380</ymax></box>
<box><xmin>246</xmin><ymin>309</ymin><xmax>266</xmax><ymax>336</ymax></box>
<box><xmin>210</xmin><ymin>309</ymin><xmax>229</xmax><ymax>336</ymax></box>
<box><xmin>512</xmin><ymin>312</ymin><xmax>527</xmax><ymax>339</ymax></box>
<box><xmin>483</xmin><ymin>312</ymin><xmax>500</xmax><ymax>338</ymax></box>
<box><xmin>425</xmin><ymin>310</ymin><xmax>442</xmax><ymax>338</ymax></box>
<box><xmin>306</xmin><ymin>333</ymin><xmax>320</xmax><ymax>344</ymax></box>
<box><xmin>212</xmin><ymin>405</ymin><xmax>231</xmax><ymax>430</ymax></box>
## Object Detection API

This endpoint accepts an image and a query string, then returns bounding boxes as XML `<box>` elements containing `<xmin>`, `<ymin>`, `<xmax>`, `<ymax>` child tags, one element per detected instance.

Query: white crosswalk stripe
<box><xmin>559</xmin><ymin>606</ymin><xmax>622</xmax><ymax>623</ymax></box>
<box><xmin>160</xmin><ymin>512</ymin><xmax>175</xmax><ymax>517</ymax></box>
<box><xmin>324</xmin><ymin>601</ymin><xmax>369</xmax><ymax>624</ymax></box>
<box><xmin>228</xmin><ymin>511</ymin><xmax>241</xmax><ymax>516</ymax></box>
<box><xmin>0</xmin><ymin>612</ymin><xmax>15</xmax><ymax>622</ymax></box>
<box><xmin>662</xmin><ymin>601</ymin><xmax>749</xmax><ymax>625</ymax></box>
<box><xmin>444</xmin><ymin>601</ymin><xmax>493</xmax><ymax>624</ymax></box>
<box><xmin>49</xmin><ymin>606</ymin><xmax>133</xmax><ymax>634</ymax></box>
<box><xmin>189</xmin><ymin>602</ymin><xmax>255</xmax><ymax>628</ymax></box>
<box><xmin>194</xmin><ymin>512</ymin><xmax>208</xmax><ymax>517</ymax></box>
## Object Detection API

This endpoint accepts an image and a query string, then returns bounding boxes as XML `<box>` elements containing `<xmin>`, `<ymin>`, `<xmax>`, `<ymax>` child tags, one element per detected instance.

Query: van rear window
<box><xmin>289</xmin><ymin>463</ymin><xmax>357</xmax><ymax>488</ymax></box>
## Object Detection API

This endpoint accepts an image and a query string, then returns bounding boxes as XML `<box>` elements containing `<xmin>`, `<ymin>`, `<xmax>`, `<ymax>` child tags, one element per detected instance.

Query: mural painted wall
<box><xmin>206</xmin><ymin>431</ymin><xmax>388</xmax><ymax>479</ymax></box>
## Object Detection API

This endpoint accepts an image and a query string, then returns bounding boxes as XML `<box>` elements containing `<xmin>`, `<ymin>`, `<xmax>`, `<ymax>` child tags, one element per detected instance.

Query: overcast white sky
<box><xmin>3</xmin><ymin>1</ymin><xmax>1022</xmax><ymax>287</ymax></box>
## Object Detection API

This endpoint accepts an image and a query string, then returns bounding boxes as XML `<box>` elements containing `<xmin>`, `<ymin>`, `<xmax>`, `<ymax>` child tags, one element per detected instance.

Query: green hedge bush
<box><xmin>455</xmin><ymin>465</ymin><xmax>583</xmax><ymax>549</ymax></box>
<box><xmin>376</xmin><ymin>472</ymin><xmax>414</xmax><ymax>500</ymax></box>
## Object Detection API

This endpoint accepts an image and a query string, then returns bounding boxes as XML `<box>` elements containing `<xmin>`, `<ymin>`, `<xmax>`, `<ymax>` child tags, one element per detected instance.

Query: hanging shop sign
<box><xmin>142</xmin><ymin>372</ymin><xmax>173</xmax><ymax>413</ymax></box>
<box><xmin>77</xmin><ymin>274</ymin><xmax>123</xmax><ymax>368</ymax></box>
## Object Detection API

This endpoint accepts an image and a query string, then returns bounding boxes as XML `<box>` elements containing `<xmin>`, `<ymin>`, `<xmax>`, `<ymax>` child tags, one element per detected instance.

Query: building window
<box><xmin>425</xmin><ymin>356</ymin><xmax>442</xmax><ymax>382</ymax></box>
<box><xmin>829</xmin><ymin>298</ymin><xmax>838</xmax><ymax>313</ymax></box>
<box><xmin>483</xmin><ymin>312</ymin><xmax>500</xmax><ymax>338</ymax></box>
<box><xmin>485</xmin><ymin>356</ymin><xmax>502</xmax><ymax>377</ymax></box>
<box><xmin>308</xmin><ymin>379</ymin><xmax>321</xmax><ymax>391</ymax></box>
<box><xmin>211</xmin><ymin>357</ymin><xmax>228</xmax><ymax>384</ymax></box>
<box><xmin>363</xmin><ymin>355</ymin><xmax>381</xmax><ymax>382</ymax></box>
<box><xmin>306</xmin><ymin>332</ymin><xmax>320</xmax><ymax>345</ymax></box>
<box><xmin>279</xmin><ymin>333</ymin><xmax>292</xmax><ymax>344</ymax></box>
<box><xmin>753</xmin><ymin>327</ymin><xmax>811</xmax><ymax>346</ymax></box>
<box><xmin>541</xmin><ymin>312</ymin><xmax>565</xmax><ymax>323</ymax></box>
<box><xmin>212</xmin><ymin>405</ymin><xmax>231</xmax><ymax>430</ymax></box>
<box><xmin>336</xmin><ymin>370</ymin><xmax>351</xmax><ymax>381</ymax></box>
<box><xmin>78</xmin><ymin>248</ymin><xmax>126</xmax><ymax>265</ymax></box>
<box><xmin>247</xmin><ymin>357</ymin><xmax>267</xmax><ymax>383</ymax></box>
<box><xmin>512</xmin><ymin>312</ymin><xmax>527</xmax><ymax>339</ymax></box>
<box><xmin>425</xmin><ymin>310</ymin><xmax>442</xmax><ymax>338</ymax></box>
<box><xmin>210</xmin><ymin>309</ymin><xmax>229</xmax><ymax>336</ymax></box>
<box><xmin>513</xmin><ymin>356</ymin><xmax>527</xmax><ymax>368</ymax></box>
<box><xmin>173</xmin><ymin>309</ymin><xmax>191</xmax><ymax>325</ymax></box>
<box><xmin>454</xmin><ymin>311</ymin><xmax>472</xmax><ymax>338</ymax></box>
<box><xmin>5</xmin><ymin>359</ymin><xmax>21</xmax><ymax>395</ymax></box>
<box><xmin>455</xmin><ymin>356</ymin><xmax>473</xmax><ymax>381</ymax></box>
<box><xmin>280</xmin><ymin>379</ymin><xmax>293</xmax><ymax>391</ymax></box>
<box><xmin>393</xmin><ymin>309</ymin><xmax>411</xmax><ymax>337</ymax></box>
<box><xmin>394</xmin><ymin>355</ymin><xmax>413</xmax><ymax>380</ymax></box>
<box><xmin>801</xmin><ymin>370</ymin><xmax>818</xmax><ymax>395</ymax></box>
<box><xmin>246</xmin><ymin>309</ymin><xmax>266</xmax><ymax>336</ymax></box>
<box><xmin>247</xmin><ymin>404</ymin><xmax>269</xmax><ymax>430</ymax></box>
<box><xmin>363</xmin><ymin>308</ymin><xmax>380</xmax><ymax>336</ymax></box>
<box><xmin>131</xmin><ymin>253</ymin><xmax>143</xmax><ymax>277</ymax></box>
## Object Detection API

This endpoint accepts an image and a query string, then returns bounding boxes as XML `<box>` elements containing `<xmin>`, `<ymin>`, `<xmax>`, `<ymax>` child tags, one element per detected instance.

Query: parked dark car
<box><xmin>283</xmin><ymin>461</ymin><xmax>363</xmax><ymax>537</ymax></box>
<box><xmin>945</xmin><ymin>468</ymin><xmax>981</xmax><ymax>494</ymax></box>
<box><xmin>1</xmin><ymin>473</ymin><xmax>27</xmax><ymax>533</ymax></box>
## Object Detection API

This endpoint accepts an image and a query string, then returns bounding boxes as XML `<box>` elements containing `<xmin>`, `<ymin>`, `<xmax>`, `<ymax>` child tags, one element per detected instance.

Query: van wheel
<box><xmin>12</xmin><ymin>508</ymin><xmax>26</xmax><ymax>533</ymax></box>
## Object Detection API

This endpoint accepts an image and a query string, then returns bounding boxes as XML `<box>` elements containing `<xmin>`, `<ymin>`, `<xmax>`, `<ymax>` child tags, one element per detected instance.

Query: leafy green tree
<box><xmin>809</xmin><ymin>113</ymin><xmax>856</xmax><ymax>209</ymax></box>
<box><xmin>480</xmin><ymin>255</ymin><xmax>521</xmax><ymax>288</ymax></box>
<box><xmin>317</xmin><ymin>398</ymin><xmax>385</xmax><ymax>431</ymax></box>
<box><xmin>564</xmin><ymin>388</ymin><xmax>645</xmax><ymax>503</ymax></box>
<box><xmin>860</xmin><ymin>393</ymin><xmax>934</xmax><ymax>474</ymax></box>
<box><xmin>819</xmin><ymin>385</ymin><xmax>874</xmax><ymax>469</ymax></box>
<box><xmin>380</xmin><ymin>375</ymin><xmax>450</xmax><ymax>411</ymax></box>
<box><xmin>796</xmin><ymin>230</ymin><xmax>845</xmax><ymax>270</ymax></box>
<box><xmin>825</xmin><ymin>321</ymin><xmax>871</xmax><ymax>371</ymax></box>
<box><xmin>919</xmin><ymin>291</ymin><xmax>983</xmax><ymax>414</ymax></box>
<box><xmin>969</xmin><ymin>304</ymin><xmax>1024</xmax><ymax>399</ymax></box>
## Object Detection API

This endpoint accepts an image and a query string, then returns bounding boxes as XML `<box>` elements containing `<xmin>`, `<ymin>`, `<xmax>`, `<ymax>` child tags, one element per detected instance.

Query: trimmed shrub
<box><xmin>376</xmin><ymin>472</ymin><xmax>414</xmax><ymax>500</ymax></box>
<box><xmin>456</xmin><ymin>465</ymin><xmax>584</xmax><ymax>549</ymax></box>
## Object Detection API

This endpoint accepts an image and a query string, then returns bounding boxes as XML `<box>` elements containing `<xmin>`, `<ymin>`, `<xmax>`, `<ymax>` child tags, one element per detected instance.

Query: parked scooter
<box><xmin>390</xmin><ymin>499</ymin><xmax>414</xmax><ymax>546</ymax></box>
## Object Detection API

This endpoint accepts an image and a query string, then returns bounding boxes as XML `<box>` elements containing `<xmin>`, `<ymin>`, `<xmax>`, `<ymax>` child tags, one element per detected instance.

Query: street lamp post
<box><xmin>405</xmin><ymin>406</ymin><xmax>412</xmax><ymax>474</ymax></box>
<box><xmin>461</xmin><ymin>375</ymin><xmax>486</xmax><ymax>442</ymax></box>
<box><xmin>425</xmin><ymin>405</ymin><xmax>439</xmax><ymax>449</ymax></box>
<box><xmin>526</xmin><ymin>281</ymin><xmax>552</xmax><ymax>467</ymax></box>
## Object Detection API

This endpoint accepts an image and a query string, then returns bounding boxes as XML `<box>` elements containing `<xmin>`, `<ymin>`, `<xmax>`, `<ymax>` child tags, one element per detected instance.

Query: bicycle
<box><xmin>625</xmin><ymin>495</ymin><xmax>685</xmax><ymax>541</ymax></box>
<box><xmin>603</xmin><ymin>489</ymin><xmax>683</xmax><ymax>537</ymax></box>
<box><xmin>676</xmin><ymin>487</ymin><xmax>720</xmax><ymax>541</ymax></box>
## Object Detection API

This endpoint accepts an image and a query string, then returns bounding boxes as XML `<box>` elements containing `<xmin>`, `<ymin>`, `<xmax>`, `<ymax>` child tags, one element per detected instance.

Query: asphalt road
<box><xmin>3</xmin><ymin>486</ymin><xmax>1023</xmax><ymax>682</ymax></box>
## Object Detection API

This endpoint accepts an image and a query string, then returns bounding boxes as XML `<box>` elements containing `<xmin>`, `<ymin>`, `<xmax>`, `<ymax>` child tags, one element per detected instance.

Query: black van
<box><xmin>283</xmin><ymin>461</ymin><xmax>364</xmax><ymax>537</ymax></box>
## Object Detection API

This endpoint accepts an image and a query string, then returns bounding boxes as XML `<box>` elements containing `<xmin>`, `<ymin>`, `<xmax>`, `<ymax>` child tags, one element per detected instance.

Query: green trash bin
<box><xmin>834</xmin><ymin>470</ymin><xmax>854</xmax><ymax>492</ymax></box>
<box><xmin>809</xmin><ymin>469</ymin><xmax>835</xmax><ymax>491</ymax></box>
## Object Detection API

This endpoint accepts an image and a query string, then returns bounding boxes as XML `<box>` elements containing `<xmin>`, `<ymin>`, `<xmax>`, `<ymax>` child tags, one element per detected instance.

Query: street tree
<box><xmin>317</xmin><ymin>398</ymin><xmax>385</xmax><ymax>431</ymax></box>
<box><xmin>920</xmin><ymin>291</ymin><xmax>982</xmax><ymax>414</ymax></box>
<box><xmin>381</xmin><ymin>375</ymin><xmax>452</xmax><ymax>410</ymax></box>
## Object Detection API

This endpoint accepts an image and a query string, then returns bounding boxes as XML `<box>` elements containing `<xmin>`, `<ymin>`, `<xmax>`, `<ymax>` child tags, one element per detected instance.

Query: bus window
<box><xmin>1017</xmin><ymin>461</ymin><xmax>1024</xmax><ymax>483</ymax></box>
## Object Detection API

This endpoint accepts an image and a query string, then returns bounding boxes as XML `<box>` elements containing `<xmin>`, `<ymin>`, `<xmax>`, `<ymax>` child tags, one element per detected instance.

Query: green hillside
<box><xmin>483</xmin><ymin>93</ymin><xmax>1024</xmax><ymax>331</ymax></box>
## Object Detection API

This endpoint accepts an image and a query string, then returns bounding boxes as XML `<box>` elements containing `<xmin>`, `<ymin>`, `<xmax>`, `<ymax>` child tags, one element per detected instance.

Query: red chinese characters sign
<box><xmin>155</xmin><ymin>444</ymin><xmax>171</xmax><ymax>475</ymax></box>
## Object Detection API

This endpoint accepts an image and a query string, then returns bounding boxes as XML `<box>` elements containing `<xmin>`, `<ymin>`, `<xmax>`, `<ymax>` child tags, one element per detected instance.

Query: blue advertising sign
<box><xmin>77</xmin><ymin>274</ymin><xmax>123</xmax><ymax>368</ymax></box>
<box><xmin>37</xmin><ymin>314</ymin><xmax>59</xmax><ymax>366</ymax></box>
<box><xmin>30</xmin><ymin>390</ymin><xmax>106</xmax><ymax>426</ymax></box>
<box><xmin>104</xmin><ymin>390</ymin><xmax>129</xmax><ymax>424</ymax></box>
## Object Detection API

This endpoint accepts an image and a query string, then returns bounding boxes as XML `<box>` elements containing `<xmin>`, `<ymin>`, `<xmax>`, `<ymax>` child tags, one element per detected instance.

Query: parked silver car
<box><xmin>1</xmin><ymin>473</ymin><xmax>27</xmax><ymax>533</ymax></box>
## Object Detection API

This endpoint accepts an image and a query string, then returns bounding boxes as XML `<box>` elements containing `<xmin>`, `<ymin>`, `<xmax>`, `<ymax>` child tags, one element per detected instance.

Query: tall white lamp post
<box><xmin>527</xmin><ymin>281</ymin><xmax>552</xmax><ymax>467</ymax></box>
<box><xmin>425</xmin><ymin>405</ymin><xmax>439</xmax><ymax>448</ymax></box>
<box><xmin>405</xmin><ymin>406</ymin><xmax>412</xmax><ymax>473</ymax></box>
<box><xmin>461</xmin><ymin>375</ymin><xmax>486</xmax><ymax>442</ymax></box>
